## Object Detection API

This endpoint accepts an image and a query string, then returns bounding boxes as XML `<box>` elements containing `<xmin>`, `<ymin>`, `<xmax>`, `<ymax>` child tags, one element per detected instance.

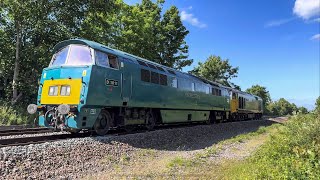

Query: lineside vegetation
<box><xmin>226</xmin><ymin>113</ymin><xmax>320</xmax><ymax>179</ymax></box>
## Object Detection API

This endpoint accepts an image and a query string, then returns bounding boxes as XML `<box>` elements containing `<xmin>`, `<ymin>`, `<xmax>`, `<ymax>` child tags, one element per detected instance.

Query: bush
<box><xmin>228</xmin><ymin>114</ymin><xmax>320</xmax><ymax>179</ymax></box>
<box><xmin>0</xmin><ymin>102</ymin><xmax>35</xmax><ymax>125</ymax></box>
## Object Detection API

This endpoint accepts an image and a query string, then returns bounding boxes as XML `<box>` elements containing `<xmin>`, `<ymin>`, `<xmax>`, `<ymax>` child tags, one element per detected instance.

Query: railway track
<box><xmin>0</xmin><ymin>127</ymin><xmax>54</xmax><ymax>136</ymax></box>
<box><xmin>0</xmin><ymin>117</ymin><xmax>284</xmax><ymax>148</ymax></box>
<box><xmin>0</xmin><ymin>133</ymin><xmax>90</xmax><ymax>148</ymax></box>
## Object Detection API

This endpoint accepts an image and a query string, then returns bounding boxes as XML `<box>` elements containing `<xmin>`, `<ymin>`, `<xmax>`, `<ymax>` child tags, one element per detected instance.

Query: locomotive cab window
<box><xmin>95</xmin><ymin>50</ymin><xmax>119</xmax><ymax>69</ymax></box>
<box><xmin>95</xmin><ymin>50</ymin><xmax>109</xmax><ymax>67</ymax></box>
<box><xmin>50</xmin><ymin>44</ymin><xmax>93</xmax><ymax>67</ymax></box>
<box><xmin>108</xmin><ymin>54</ymin><xmax>119</xmax><ymax>69</ymax></box>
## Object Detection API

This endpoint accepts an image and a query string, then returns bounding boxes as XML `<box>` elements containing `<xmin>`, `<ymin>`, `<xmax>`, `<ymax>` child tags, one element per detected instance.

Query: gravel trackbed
<box><xmin>0</xmin><ymin>119</ymin><xmax>277</xmax><ymax>179</ymax></box>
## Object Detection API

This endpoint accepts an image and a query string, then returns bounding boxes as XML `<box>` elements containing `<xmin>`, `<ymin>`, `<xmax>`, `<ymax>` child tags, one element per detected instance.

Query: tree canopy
<box><xmin>266</xmin><ymin>98</ymin><xmax>298</xmax><ymax>116</ymax></box>
<box><xmin>190</xmin><ymin>55</ymin><xmax>239</xmax><ymax>89</ymax></box>
<box><xmin>0</xmin><ymin>0</ymin><xmax>192</xmax><ymax>104</ymax></box>
<box><xmin>246</xmin><ymin>85</ymin><xmax>271</xmax><ymax>108</ymax></box>
<box><xmin>315</xmin><ymin>96</ymin><xmax>320</xmax><ymax>114</ymax></box>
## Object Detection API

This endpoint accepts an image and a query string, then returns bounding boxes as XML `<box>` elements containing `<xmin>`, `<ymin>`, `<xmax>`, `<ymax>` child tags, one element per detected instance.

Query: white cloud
<box><xmin>264</xmin><ymin>18</ymin><xmax>295</xmax><ymax>27</ymax></box>
<box><xmin>293</xmin><ymin>0</ymin><xmax>320</xmax><ymax>19</ymax></box>
<box><xmin>310</xmin><ymin>33</ymin><xmax>320</xmax><ymax>40</ymax></box>
<box><xmin>314</xmin><ymin>17</ymin><xmax>320</xmax><ymax>22</ymax></box>
<box><xmin>181</xmin><ymin>10</ymin><xmax>207</xmax><ymax>28</ymax></box>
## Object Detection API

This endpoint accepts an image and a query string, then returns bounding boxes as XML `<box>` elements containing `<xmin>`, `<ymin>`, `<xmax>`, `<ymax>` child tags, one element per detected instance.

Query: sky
<box><xmin>124</xmin><ymin>0</ymin><xmax>320</xmax><ymax>110</ymax></box>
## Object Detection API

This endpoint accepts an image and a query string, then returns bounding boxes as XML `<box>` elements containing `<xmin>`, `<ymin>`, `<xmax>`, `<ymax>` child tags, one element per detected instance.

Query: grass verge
<box><xmin>226</xmin><ymin>114</ymin><xmax>320</xmax><ymax>179</ymax></box>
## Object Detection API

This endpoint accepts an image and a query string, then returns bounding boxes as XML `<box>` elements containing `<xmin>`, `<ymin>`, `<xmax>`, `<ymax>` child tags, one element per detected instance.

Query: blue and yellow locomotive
<box><xmin>27</xmin><ymin>39</ymin><xmax>263</xmax><ymax>135</ymax></box>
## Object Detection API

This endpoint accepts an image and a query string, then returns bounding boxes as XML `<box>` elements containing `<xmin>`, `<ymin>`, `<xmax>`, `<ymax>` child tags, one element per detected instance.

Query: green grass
<box><xmin>226</xmin><ymin>114</ymin><xmax>320</xmax><ymax>179</ymax></box>
<box><xmin>167</xmin><ymin>156</ymin><xmax>194</xmax><ymax>168</ymax></box>
<box><xmin>0</xmin><ymin>103</ymin><xmax>34</xmax><ymax>125</ymax></box>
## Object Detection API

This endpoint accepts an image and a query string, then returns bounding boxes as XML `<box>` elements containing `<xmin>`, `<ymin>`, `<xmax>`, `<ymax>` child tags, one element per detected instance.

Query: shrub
<box><xmin>0</xmin><ymin>102</ymin><xmax>34</xmax><ymax>125</ymax></box>
<box><xmin>228</xmin><ymin>114</ymin><xmax>320</xmax><ymax>179</ymax></box>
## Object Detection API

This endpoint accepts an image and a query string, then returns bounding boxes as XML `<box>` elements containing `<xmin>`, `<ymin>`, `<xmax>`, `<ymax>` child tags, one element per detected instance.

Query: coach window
<box><xmin>191</xmin><ymin>83</ymin><xmax>195</xmax><ymax>91</ymax></box>
<box><xmin>160</xmin><ymin>74</ymin><xmax>167</xmax><ymax>86</ymax></box>
<box><xmin>151</xmin><ymin>71</ymin><xmax>160</xmax><ymax>84</ymax></box>
<box><xmin>141</xmin><ymin>69</ymin><xmax>150</xmax><ymax>82</ymax></box>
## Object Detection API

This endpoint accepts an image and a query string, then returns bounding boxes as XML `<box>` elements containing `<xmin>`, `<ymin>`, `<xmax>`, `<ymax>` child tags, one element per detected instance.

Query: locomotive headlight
<box><xmin>60</xmin><ymin>85</ymin><xmax>71</xmax><ymax>96</ymax></box>
<box><xmin>48</xmin><ymin>86</ymin><xmax>58</xmax><ymax>96</ymax></box>
<box><xmin>57</xmin><ymin>104</ymin><xmax>70</xmax><ymax>115</ymax></box>
<box><xmin>27</xmin><ymin>104</ymin><xmax>38</xmax><ymax>114</ymax></box>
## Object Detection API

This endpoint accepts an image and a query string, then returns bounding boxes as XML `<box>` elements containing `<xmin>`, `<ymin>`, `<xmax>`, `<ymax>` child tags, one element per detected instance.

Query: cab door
<box><xmin>119</xmin><ymin>58</ymin><xmax>133</xmax><ymax>103</ymax></box>
<box><xmin>230</xmin><ymin>91</ymin><xmax>238</xmax><ymax>113</ymax></box>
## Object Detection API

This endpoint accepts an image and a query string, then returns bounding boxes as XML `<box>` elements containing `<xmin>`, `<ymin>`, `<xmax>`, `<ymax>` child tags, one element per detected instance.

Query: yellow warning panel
<box><xmin>41</xmin><ymin>79</ymin><xmax>82</xmax><ymax>105</ymax></box>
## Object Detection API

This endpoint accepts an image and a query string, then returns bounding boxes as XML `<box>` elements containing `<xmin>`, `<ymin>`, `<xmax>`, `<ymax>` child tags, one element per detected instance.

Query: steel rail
<box><xmin>0</xmin><ymin>133</ymin><xmax>89</xmax><ymax>148</ymax></box>
<box><xmin>0</xmin><ymin>128</ymin><xmax>54</xmax><ymax>136</ymax></box>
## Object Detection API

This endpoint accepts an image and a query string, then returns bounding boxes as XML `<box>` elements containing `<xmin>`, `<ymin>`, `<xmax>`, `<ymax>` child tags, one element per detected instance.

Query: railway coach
<box><xmin>27</xmin><ymin>39</ymin><xmax>263</xmax><ymax>135</ymax></box>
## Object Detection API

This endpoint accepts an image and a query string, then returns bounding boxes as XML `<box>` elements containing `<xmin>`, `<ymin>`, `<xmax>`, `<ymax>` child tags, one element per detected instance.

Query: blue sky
<box><xmin>125</xmin><ymin>0</ymin><xmax>320</xmax><ymax>109</ymax></box>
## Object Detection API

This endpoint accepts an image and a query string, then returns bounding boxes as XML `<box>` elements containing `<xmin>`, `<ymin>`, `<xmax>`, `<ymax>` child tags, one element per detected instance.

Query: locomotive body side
<box><xmin>27</xmin><ymin>39</ymin><xmax>263</xmax><ymax>135</ymax></box>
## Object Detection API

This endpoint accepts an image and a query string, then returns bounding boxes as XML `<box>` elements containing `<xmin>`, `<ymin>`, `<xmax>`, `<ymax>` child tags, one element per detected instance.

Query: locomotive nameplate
<box><xmin>105</xmin><ymin>79</ymin><xmax>119</xmax><ymax>86</ymax></box>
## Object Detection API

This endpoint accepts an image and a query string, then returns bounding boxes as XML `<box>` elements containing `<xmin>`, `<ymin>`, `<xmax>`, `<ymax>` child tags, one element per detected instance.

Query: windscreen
<box><xmin>50</xmin><ymin>45</ymin><xmax>92</xmax><ymax>67</ymax></box>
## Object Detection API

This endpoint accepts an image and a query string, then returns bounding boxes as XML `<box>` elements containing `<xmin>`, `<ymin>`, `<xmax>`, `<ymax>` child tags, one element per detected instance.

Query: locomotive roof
<box><xmin>53</xmin><ymin>39</ymin><xmax>262</xmax><ymax>100</ymax></box>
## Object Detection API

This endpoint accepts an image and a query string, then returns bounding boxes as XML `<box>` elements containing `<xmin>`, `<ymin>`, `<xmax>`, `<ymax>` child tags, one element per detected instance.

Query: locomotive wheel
<box><xmin>94</xmin><ymin>111</ymin><xmax>111</xmax><ymax>136</ymax></box>
<box><xmin>145</xmin><ymin>111</ymin><xmax>156</xmax><ymax>131</ymax></box>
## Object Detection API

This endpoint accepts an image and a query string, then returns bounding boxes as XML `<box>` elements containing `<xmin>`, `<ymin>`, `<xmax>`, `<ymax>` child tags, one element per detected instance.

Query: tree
<box><xmin>191</xmin><ymin>55</ymin><xmax>239</xmax><ymax>87</ymax></box>
<box><xmin>0</xmin><ymin>0</ymin><xmax>193</xmax><ymax>105</ymax></box>
<box><xmin>0</xmin><ymin>0</ymin><xmax>115</xmax><ymax>104</ymax></box>
<box><xmin>106</xmin><ymin>0</ymin><xmax>192</xmax><ymax>70</ymax></box>
<box><xmin>298</xmin><ymin>107</ymin><xmax>308</xmax><ymax>114</ymax></box>
<box><xmin>0</xmin><ymin>0</ymin><xmax>32</xmax><ymax>104</ymax></box>
<box><xmin>268</xmin><ymin>98</ymin><xmax>296</xmax><ymax>116</ymax></box>
<box><xmin>291</xmin><ymin>103</ymin><xmax>298</xmax><ymax>114</ymax></box>
<box><xmin>246</xmin><ymin>85</ymin><xmax>271</xmax><ymax>108</ymax></box>
<box><xmin>266</xmin><ymin>102</ymin><xmax>279</xmax><ymax>116</ymax></box>
<box><xmin>315</xmin><ymin>96</ymin><xmax>320</xmax><ymax>114</ymax></box>
<box><xmin>157</xmin><ymin>6</ymin><xmax>192</xmax><ymax>69</ymax></box>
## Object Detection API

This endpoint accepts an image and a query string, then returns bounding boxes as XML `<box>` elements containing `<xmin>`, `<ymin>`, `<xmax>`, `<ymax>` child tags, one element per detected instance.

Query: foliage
<box><xmin>298</xmin><ymin>106</ymin><xmax>308</xmax><ymax>114</ymax></box>
<box><xmin>266</xmin><ymin>98</ymin><xmax>298</xmax><ymax>116</ymax></box>
<box><xmin>246</xmin><ymin>85</ymin><xmax>271</xmax><ymax>110</ymax></box>
<box><xmin>316</xmin><ymin>96</ymin><xmax>320</xmax><ymax>114</ymax></box>
<box><xmin>0</xmin><ymin>102</ymin><xmax>34</xmax><ymax>125</ymax></box>
<box><xmin>190</xmin><ymin>55</ymin><xmax>239</xmax><ymax>88</ymax></box>
<box><xmin>0</xmin><ymin>0</ymin><xmax>192</xmax><ymax>106</ymax></box>
<box><xmin>107</xmin><ymin>0</ymin><xmax>192</xmax><ymax>70</ymax></box>
<box><xmin>227</xmin><ymin>114</ymin><xmax>320</xmax><ymax>179</ymax></box>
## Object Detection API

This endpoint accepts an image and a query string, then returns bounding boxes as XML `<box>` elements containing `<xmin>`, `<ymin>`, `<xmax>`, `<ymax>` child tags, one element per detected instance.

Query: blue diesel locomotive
<box><xmin>27</xmin><ymin>39</ymin><xmax>263</xmax><ymax>135</ymax></box>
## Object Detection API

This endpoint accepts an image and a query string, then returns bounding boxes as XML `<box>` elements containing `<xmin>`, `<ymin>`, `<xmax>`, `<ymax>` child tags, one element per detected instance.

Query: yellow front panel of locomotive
<box><xmin>41</xmin><ymin>79</ymin><xmax>82</xmax><ymax>105</ymax></box>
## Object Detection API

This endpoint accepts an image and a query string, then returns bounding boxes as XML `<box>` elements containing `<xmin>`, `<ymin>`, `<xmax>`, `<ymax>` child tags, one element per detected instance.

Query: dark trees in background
<box><xmin>0</xmin><ymin>0</ymin><xmax>191</xmax><ymax>104</ymax></box>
